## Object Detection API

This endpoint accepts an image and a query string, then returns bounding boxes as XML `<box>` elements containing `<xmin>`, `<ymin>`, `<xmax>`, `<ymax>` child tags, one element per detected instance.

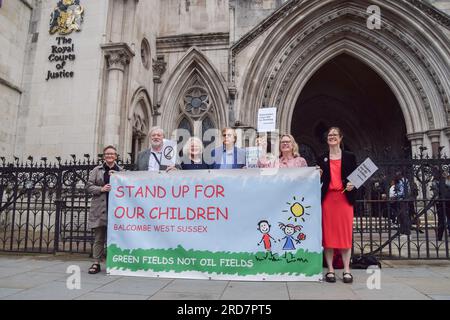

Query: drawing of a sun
<box><xmin>283</xmin><ymin>196</ymin><xmax>311</xmax><ymax>222</ymax></box>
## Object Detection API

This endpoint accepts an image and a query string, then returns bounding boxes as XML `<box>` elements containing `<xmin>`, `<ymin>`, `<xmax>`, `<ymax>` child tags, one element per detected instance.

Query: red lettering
<box><xmin>171</xmin><ymin>185</ymin><xmax>183</xmax><ymax>198</ymax></box>
<box><xmin>114</xmin><ymin>207</ymin><xmax>126</xmax><ymax>219</ymax></box>
<box><xmin>195</xmin><ymin>185</ymin><xmax>203</xmax><ymax>199</ymax></box>
<box><xmin>197</xmin><ymin>207</ymin><xmax>206</xmax><ymax>220</ymax></box>
<box><xmin>207</xmin><ymin>185</ymin><xmax>222</xmax><ymax>198</ymax></box>
<box><xmin>136</xmin><ymin>207</ymin><xmax>145</xmax><ymax>219</ymax></box>
<box><xmin>207</xmin><ymin>207</ymin><xmax>216</xmax><ymax>220</ymax></box>
<box><xmin>158</xmin><ymin>186</ymin><xmax>167</xmax><ymax>198</ymax></box>
<box><xmin>115</xmin><ymin>186</ymin><xmax>125</xmax><ymax>198</ymax></box>
<box><xmin>149</xmin><ymin>207</ymin><xmax>158</xmax><ymax>219</ymax></box>
<box><xmin>183</xmin><ymin>185</ymin><xmax>189</xmax><ymax>197</ymax></box>
<box><xmin>135</xmin><ymin>186</ymin><xmax>144</xmax><ymax>198</ymax></box>
<box><xmin>217</xmin><ymin>207</ymin><xmax>229</xmax><ymax>220</ymax></box>
<box><xmin>217</xmin><ymin>185</ymin><xmax>225</xmax><ymax>198</ymax></box>
<box><xmin>125</xmin><ymin>185</ymin><xmax>135</xmax><ymax>197</ymax></box>
<box><xmin>186</xmin><ymin>207</ymin><xmax>195</xmax><ymax>220</ymax></box>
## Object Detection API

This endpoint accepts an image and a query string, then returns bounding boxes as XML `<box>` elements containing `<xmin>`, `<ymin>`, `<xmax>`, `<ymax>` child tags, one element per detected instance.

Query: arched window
<box><xmin>176</xmin><ymin>117</ymin><xmax>193</xmax><ymax>158</ymax></box>
<box><xmin>131</xmin><ymin>101</ymin><xmax>149</xmax><ymax>162</ymax></box>
<box><xmin>202</xmin><ymin>115</ymin><xmax>216</xmax><ymax>146</ymax></box>
<box><xmin>178</xmin><ymin>77</ymin><xmax>217</xmax><ymax>144</ymax></box>
<box><xmin>141</xmin><ymin>38</ymin><xmax>151</xmax><ymax>70</ymax></box>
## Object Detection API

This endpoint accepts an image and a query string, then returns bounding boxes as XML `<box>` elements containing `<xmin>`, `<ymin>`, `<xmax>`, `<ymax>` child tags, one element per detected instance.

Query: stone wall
<box><xmin>15</xmin><ymin>0</ymin><xmax>109</xmax><ymax>159</ymax></box>
<box><xmin>232</xmin><ymin>0</ymin><xmax>285</xmax><ymax>43</ymax></box>
<box><xmin>159</xmin><ymin>0</ymin><xmax>229</xmax><ymax>37</ymax></box>
<box><xmin>0</xmin><ymin>0</ymin><xmax>33</xmax><ymax>158</ymax></box>
<box><xmin>120</xmin><ymin>0</ymin><xmax>160</xmax><ymax>154</ymax></box>
<box><xmin>428</xmin><ymin>0</ymin><xmax>450</xmax><ymax>15</ymax></box>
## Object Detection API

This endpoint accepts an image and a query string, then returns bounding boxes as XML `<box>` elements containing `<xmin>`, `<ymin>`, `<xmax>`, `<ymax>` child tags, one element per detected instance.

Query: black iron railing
<box><xmin>0</xmin><ymin>150</ymin><xmax>449</xmax><ymax>259</ymax></box>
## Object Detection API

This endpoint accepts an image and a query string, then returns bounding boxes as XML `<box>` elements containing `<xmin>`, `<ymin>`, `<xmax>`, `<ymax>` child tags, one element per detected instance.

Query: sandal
<box><xmin>343</xmin><ymin>272</ymin><xmax>353</xmax><ymax>284</ymax></box>
<box><xmin>324</xmin><ymin>272</ymin><xmax>336</xmax><ymax>283</ymax></box>
<box><xmin>88</xmin><ymin>263</ymin><xmax>101</xmax><ymax>274</ymax></box>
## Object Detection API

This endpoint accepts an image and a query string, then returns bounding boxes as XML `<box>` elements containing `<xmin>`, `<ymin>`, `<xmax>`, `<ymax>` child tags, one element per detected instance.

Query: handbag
<box><xmin>351</xmin><ymin>255</ymin><xmax>382</xmax><ymax>269</ymax></box>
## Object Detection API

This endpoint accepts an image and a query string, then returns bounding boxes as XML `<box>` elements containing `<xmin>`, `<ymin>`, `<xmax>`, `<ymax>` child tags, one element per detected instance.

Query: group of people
<box><xmin>86</xmin><ymin>126</ymin><xmax>357</xmax><ymax>284</ymax></box>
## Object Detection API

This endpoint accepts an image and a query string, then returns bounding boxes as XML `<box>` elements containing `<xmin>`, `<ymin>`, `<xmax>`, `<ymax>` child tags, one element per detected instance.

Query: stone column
<box><xmin>406</xmin><ymin>132</ymin><xmax>424</xmax><ymax>157</ymax></box>
<box><xmin>101</xmin><ymin>43</ymin><xmax>134</xmax><ymax>147</ymax></box>
<box><xmin>443</xmin><ymin>127</ymin><xmax>450</xmax><ymax>157</ymax></box>
<box><xmin>229</xmin><ymin>0</ymin><xmax>236</xmax><ymax>44</ymax></box>
<box><xmin>152</xmin><ymin>55</ymin><xmax>167</xmax><ymax>126</ymax></box>
<box><xmin>109</xmin><ymin>0</ymin><xmax>124</xmax><ymax>43</ymax></box>
<box><xmin>228</xmin><ymin>85</ymin><xmax>237</xmax><ymax>126</ymax></box>
<box><xmin>427</xmin><ymin>129</ymin><xmax>442</xmax><ymax>158</ymax></box>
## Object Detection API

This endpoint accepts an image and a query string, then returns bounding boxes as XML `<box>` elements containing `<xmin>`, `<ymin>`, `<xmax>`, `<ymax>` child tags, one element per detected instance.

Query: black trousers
<box><xmin>436</xmin><ymin>200</ymin><xmax>450</xmax><ymax>241</ymax></box>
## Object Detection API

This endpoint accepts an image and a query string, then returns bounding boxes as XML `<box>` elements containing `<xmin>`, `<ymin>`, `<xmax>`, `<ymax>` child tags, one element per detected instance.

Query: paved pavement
<box><xmin>0</xmin><ymin>254</ymin><xmax>449</xmax><ymax>300</ymax></box>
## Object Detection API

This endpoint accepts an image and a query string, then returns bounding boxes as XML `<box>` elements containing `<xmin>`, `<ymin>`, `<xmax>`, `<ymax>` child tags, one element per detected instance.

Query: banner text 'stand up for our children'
<box><xmin>107</xmin><ymin>168</ymin><xmax>323</xmax><ymax>281</ymax></box>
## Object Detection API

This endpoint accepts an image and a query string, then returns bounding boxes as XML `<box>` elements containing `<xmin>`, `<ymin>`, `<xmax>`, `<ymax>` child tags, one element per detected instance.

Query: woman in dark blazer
<box><xmin>317</xmin><ymin>127</ymin><xmax>357</xmax><ymax>284</ymax></box>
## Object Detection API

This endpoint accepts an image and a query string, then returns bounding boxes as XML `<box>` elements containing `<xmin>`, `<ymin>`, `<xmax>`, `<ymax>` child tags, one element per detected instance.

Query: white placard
<box><xmin>160</xmin><ymin>139</ymin><xmax>177</xmax><ymax>167</ymax></box>
<box><xmin>246</xmin><ymin>146</ymin><xmax>261</xmax><ymax>169</ymax></box>
<box><xmin>258</xmin><ymin>108</ymin><xmax>277</xmax><ymax>132</ymax></box>
<box><xmin>347</xmin><ymin>158</ymin><xmax>379</xmax><ymax>189</ymax></box>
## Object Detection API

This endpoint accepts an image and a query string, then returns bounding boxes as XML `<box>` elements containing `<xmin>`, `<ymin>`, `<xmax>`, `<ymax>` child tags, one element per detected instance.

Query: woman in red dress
<box><xmin>317</xmin><ymin>127</ymin><xmax>357</xmax><ymax>283</ymax></box>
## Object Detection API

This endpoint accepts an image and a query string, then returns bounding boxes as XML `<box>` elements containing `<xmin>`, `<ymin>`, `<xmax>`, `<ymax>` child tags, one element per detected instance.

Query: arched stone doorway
<box><xmin>291</xmin><ymin>53</ymin><xmax>408</xmax><ymax>164</ymax></box>
<box><xmin>236</xmin><ymin>0</ymin><xmax>450</xmax><ymax>157</ymax></box>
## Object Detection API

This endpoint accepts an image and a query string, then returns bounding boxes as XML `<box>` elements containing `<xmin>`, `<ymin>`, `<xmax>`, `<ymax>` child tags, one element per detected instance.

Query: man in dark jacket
<box><xmin>435</xmin><ymin>172</ymin><xmax>450</xmax><ymax>241</ymax></box>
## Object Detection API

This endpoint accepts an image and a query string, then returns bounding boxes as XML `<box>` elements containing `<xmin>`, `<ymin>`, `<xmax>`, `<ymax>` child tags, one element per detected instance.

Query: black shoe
<box><xmin>88</xmin><ymin>263</ymin><xmax>101</xmax><ymax>274</ymax></box>
<box><xmin>324</xmin><ymin>272</ymin><xmax>336</xmax><ymax>283</ymax></box>
<box><xmin>343</xmin><ymin>272</ymin><xmax>353</xmax><ymax>284</ymax></box>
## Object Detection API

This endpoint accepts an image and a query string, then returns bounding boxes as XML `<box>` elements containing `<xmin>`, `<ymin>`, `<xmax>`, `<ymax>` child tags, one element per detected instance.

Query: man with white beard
<box><xmin>136</xmin><ymin>126</ymin><xmax>176</xmax><ymax>171</ymax></box>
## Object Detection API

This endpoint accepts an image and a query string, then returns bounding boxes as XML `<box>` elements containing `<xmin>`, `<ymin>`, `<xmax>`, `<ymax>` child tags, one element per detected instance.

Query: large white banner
<box><xmin>107</xmin><ymin>168</ymin><xmax>323</xmax><ymax>281</ymax></box>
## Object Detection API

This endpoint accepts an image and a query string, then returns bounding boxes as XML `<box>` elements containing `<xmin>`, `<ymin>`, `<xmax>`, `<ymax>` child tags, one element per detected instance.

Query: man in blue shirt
<box><xmin>209</xmin><ymin>128</ymin><xmax>246</xmax><ymax>169</ymax></box>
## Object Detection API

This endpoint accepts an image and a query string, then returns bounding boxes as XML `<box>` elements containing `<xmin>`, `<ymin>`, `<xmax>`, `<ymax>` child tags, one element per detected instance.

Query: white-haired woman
<box><xmin>181</xmin><ymin>137</ymin><xmax>209</xmax><ymax>170</ymax></box>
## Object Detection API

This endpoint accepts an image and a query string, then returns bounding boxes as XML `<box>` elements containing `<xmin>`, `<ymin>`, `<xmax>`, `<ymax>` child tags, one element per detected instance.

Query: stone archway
<box><xmin>291</xmin><ymin>53</ymin><xmax>408</xmax><ymax>164</ymax></box>
<box><xmin>236</xmin><ymin>0</ymin><xmax>450</xmax><ymax>156</ymax></box>
<box><xmin>126</xmin><ymin>87</ymin><xmax>153</xmax><ymax>161</ymax></box>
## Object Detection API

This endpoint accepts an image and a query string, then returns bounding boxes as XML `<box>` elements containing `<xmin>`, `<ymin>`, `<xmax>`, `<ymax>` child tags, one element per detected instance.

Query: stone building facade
<box><xmin>1</xmin><ymin>0</ymin><xmax>449</xmax><ymax>162</ymax></box>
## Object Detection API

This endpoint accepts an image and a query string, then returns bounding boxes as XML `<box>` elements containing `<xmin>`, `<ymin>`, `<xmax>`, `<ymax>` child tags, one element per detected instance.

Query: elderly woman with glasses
<box><xmin>278</xmin><ymin>134</ymin><xmax>308</xmax><ymax>168</ymax></box>
<box><xmin>181</xmin><ymin>137</ymin><xmax>209</xmax><ymax>170</ymax></box>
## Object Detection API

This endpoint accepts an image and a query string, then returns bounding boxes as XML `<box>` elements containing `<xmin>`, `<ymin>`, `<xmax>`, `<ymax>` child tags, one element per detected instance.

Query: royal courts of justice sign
<box><xmin>106</xmin><ymin>168</ymin><xmax>323</xmax><ymax>281</ymax></box>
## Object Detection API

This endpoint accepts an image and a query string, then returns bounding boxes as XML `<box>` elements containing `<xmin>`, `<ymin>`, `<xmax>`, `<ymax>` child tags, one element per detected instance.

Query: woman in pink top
<box><xmin>279</xmin><ymin>134</ymin><xmax>308</xmax><ymax>168</ymax></box>
<box><xmin>256</xmin><ymin>135</ymin><xmax>277</xmax><ymax>168</ymax></box>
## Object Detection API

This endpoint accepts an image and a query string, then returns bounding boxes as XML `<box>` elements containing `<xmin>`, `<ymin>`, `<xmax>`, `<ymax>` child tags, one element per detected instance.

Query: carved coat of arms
<box><xmin>49</xmin><ymin>0</ymin><xmax>84</xmax><ymax>35</ymax></box>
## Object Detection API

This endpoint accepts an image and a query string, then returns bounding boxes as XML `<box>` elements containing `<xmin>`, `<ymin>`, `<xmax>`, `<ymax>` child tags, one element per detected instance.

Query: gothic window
<box><xmin>202</xmin><ymin>115</ymin><xmax>216</xmax><ymax>145</ymax></box>
<box><xmin>131</xmin><ymin>101</ymin><xmax>149</xmax><ymax>162</ymax></box>
<box><xmin>178</xmin><ymin>77</ymin><xmax>217</xmax><ymax>144</ymax></box>
<box><xmin>141</xmin><ymin>38</ymin><xmax>150</xmax><ymax>70</ymax></box>
<box><xmin>177</xmin><ymin>117</ymin><xmax>193</xmax><ymax>137</ymax></box>
<box><xmin>176</xmin><ymin>117</ymin><xmax>194</xmax><ymax>158</ymax></box>
<box><xmin>184</xmin><ymin>86</ymin><xmax>209</xmax><ymax>117</ymax></box>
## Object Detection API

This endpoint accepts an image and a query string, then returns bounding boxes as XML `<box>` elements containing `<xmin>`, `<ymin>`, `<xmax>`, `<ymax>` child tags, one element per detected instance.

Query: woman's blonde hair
<box><xmin>279</xmin><ymin>134</ymin><xmax>300</xmax><ymax>158</ymax></box>
<box><xmin>182</xmin><ymin>137</ymin><xmax>204</xmax><ymax>157</ymax></box>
